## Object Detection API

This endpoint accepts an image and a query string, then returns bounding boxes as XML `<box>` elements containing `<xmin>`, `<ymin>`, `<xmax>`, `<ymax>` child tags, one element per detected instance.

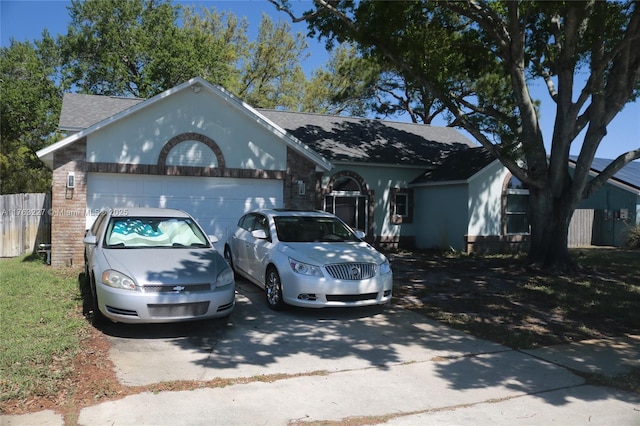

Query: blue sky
<box><xmin>2</xmin><ymin>0</ymin><xmax>638</xmax><ymax>160</ymax></box>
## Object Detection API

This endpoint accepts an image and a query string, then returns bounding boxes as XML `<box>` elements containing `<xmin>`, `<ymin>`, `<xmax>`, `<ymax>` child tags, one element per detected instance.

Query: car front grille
<box><xmin>326</xmin><ymin>292</ymin><xmax>378</xmax><ymax>302</ymax></box>
<box><xmin>141</xmin><ymin>283</ymin><xmax>212</xmax><ymax>293</ymax></box>
<box><xmin>325</xmin><ymin>263</ymin><xmax>377</xmax><ymax>280</ymax></box>
<box><xmin>147</xmin><ymin>301</ymin><xmax>210</xmax><ymax>317</ymax></box>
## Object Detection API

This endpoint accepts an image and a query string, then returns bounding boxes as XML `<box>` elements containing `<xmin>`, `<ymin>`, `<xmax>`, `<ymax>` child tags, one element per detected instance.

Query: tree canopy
<box><xmin>1</xmin><ymin>35</ymin><xmax>61</xmax><ymax>193</ymax></box>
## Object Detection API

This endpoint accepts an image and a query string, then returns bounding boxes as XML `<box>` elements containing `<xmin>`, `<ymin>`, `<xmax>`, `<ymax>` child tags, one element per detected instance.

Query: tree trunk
<box><xmin>526</xmin><ymin>188</ymin><xmax>577</xmax><ymax>272</ymax></box>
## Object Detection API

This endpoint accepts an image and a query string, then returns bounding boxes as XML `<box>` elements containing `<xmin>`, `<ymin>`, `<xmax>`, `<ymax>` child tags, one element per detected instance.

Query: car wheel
<box><xmin>265</xmin><ymin>267</ymin><xmax>286</xmax><ymax>310</ymax></box>
<box><xmin>223</xmin><ymin>245</ymin><xmax>235</xmax><ymax>271</ymax></box>
<box><xmin>88</xmin><ymin>274</ymin><xmax>106</xmax><ymax>327</ymax></box>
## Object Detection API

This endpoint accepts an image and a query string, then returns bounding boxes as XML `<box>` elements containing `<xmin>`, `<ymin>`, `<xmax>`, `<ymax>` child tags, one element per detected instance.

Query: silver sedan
<box><xmin>224</xmin><ymin>209</ymin><xmax>393</xmax><ymax>310</ymax></box>
<box><xmin>83</xmin><ymin>207</ymin><xmax>235</xmax><ymax>324</ymax></box>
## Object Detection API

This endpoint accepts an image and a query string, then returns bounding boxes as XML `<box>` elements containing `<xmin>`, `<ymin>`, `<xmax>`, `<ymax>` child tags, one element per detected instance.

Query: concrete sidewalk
<box><xmin>3</xmin><ymin>284</ymin><xmax>639</xmax><ymax>425</ymax></box>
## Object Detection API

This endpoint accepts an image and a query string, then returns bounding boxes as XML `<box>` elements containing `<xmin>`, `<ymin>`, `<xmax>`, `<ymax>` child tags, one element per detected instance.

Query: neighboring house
<box><xmin>37</xmin><ymin>77</ymin><xmax>639</xmax><ymax>266</ymax></box>
<box><xmin>569</xmin><ymin>157</ymin><xmax>640</xmax><ymax>247</ymax></box>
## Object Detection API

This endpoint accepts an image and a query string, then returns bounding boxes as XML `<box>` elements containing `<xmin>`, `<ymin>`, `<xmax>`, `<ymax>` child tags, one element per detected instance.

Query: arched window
<box><xmin>503</xmin><ymin>175</ymin><xmax>530</xmax><ymax>234</ymax></box>
<box><xmin>165</xmin><ymin>140</ymin><xmax>218</xmax><ymax>167</ymax></box>
<box><xmin>158</xmin><ymin>132</ymin><xmax>225</xmax><ymax>169</ymax></box>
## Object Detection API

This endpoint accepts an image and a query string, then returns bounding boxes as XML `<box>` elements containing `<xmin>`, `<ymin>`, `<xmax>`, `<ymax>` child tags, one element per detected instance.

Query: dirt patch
<box><xmin>389</xmin><ymin>250</ymin><xmax>640</xmax><ymax>349</ymax></box>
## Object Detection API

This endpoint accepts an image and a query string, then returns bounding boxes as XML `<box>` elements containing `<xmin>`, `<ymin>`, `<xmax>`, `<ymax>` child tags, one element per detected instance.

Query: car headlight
<box><xmin>380</xmin><ymin>260</ymin><xmax>392</xmax><ymax>275</ymax></box>
<box><xmin>101</xmin><ymin>270</ymin><xmax>136</xmax><ymax>290</ymax></box>
<box><xmin>289</xmin><ymin>258</ymin><xmax>323</xmax><ymax>277</ymax></box>
<box><xmin>215</xmin><ymin>267</ymin><xmax>234</xmax><ymax>288</ymax></box>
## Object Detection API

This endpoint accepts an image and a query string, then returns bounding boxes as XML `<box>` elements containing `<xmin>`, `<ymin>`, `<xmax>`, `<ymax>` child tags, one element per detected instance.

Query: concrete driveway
<box><xmin>4</xmin><ymin>278</ymin><xmax>640</xmax><ymax>425</ymax></box>
<box><xmin>103</xmin><ymin>279</ymin><xmax>507</xmax><ymax>386</ymax></box>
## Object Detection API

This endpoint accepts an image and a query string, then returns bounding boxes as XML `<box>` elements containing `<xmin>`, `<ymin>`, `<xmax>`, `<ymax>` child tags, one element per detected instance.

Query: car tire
<box><xmin>223</xmin><ymin>245</ymin><xmax>235</xmax><ymax>272</ymax></box>
<box><xmin>265</xmin><ymin>266</ymin><xmax>286</xmax><ymax>310</ymax></box>
<box><xmin>80</xmin><ymin>262</ymin><xmax>91</xmax><ymax>292</ymax></box>
<box><xmin>88</xmin><ymin>274</ymin><xmax>106</xmax><ymax>327</ymax></box>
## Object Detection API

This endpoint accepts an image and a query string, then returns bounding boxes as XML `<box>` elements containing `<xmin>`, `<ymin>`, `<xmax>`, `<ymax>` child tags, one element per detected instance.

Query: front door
<box><xmin>324</xmin><ymin>194</ymin><xmax>368</xmax><ymax>232</ymax></box>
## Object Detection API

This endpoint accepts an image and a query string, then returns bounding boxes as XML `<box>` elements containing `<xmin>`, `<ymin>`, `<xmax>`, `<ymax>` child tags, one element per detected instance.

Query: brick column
<box><xmin>284</xmin><ymin>148</ymin><xmax>320</xmax><ymax>210</ymax></box>
<box><xmin>51</xmin><ymin>139</ymin><xmax>87</xmax><ymax>267</ymax></box>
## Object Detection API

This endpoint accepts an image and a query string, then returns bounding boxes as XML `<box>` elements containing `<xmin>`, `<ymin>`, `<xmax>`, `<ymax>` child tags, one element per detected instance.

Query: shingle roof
<box><xmin>56</xmin><ymin>94</ymin><xmax>475</xmax><ymax>168</ymax></box>
<box><xmin>54</xmin><ymin>92</ymin><xmax>639</xmax><ymax>190</ymax></box>
<box><xmin>58</xmin><ymin>93</ymin><xmax>144</xmax><ymax>131</ymax></box>
<box><xmin>410</xmin><ymin>147</ymin><xmax>497</xmax><ymax>184</ymax></box>
<box><xmin>411</xmin><ymin>152</ymin><xmax>640</xmax><ymax>189</ymax></box>
<box><xmin>258</xmin><ymin>109</ymin><xmax>476</xmax><ymax>167</ymax></box>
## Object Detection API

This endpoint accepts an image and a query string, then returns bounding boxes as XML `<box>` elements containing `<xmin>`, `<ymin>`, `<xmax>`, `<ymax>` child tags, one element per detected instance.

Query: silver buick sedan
<box><xmin>224</xmin><ymin>209</ymin><xmax>393</xmax><ymax>309</ymax></box>
<box><xmin>83</xmin><ymin>208</ymin><xmax>235</xmax><ymax>324</ymax></box>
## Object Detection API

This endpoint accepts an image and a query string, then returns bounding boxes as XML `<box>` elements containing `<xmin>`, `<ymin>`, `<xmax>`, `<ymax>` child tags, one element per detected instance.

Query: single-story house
<box><xmin>37</xmin><ymin>77</ymin><xmax>639</xmax><ymax>266</ymax></box>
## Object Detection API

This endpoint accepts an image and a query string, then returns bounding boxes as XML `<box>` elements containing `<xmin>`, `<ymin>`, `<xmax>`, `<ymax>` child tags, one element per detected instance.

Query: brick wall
<box><xmin>51</xmin><ymin>139</ymin><xmax>87</xmax><ymax>267</ymax></box>
<box><xmin>284</xmin><ymin>147</ymin><xmax>322</xmax><ymax>210</ymax></box>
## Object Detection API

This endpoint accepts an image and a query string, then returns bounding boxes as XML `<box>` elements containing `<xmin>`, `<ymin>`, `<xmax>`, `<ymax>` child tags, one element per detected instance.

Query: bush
<box><xmin>625</xmin><ymin>224</ymin><xmax>640</xmax><ymax>249</ymax></box>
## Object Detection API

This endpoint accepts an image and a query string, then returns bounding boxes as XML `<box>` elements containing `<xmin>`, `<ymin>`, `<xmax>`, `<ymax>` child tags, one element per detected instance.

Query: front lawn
<box><xmin>0</xmin><ymin>254</ymin><xmax>87</xmax><ymax>403</ymax></box>
<box><xmin>390</xmin><ymin>247</ymin><xmax>640</xmax><ymax>349</ymax></box>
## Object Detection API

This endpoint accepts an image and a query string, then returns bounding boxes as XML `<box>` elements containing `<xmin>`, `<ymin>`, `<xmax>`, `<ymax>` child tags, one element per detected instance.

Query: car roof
<box><xmin>252</xmin><ymin>209</ymin><xmax>336</xmax><ymax>218</ymax></box>
<box><xmin>105</xmin><ymin>207</ymin><xmax>192</xmax><ymax>218</ymax></box>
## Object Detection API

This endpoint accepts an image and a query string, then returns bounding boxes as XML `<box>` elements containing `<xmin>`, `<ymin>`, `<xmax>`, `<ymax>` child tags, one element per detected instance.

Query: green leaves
<box><xmin>237</xmin><ymin>14</ymin><xmax>308</xmax><ymax>110</ymax></box>
<box><xmin>1</xmin><ymin>38</ymin><xmax>60</xmax><ymax>193</ymax></box>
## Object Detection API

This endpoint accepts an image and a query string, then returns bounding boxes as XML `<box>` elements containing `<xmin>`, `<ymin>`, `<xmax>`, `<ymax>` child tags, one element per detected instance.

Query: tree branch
<box><xmin>582</xmin><ymin>149</ymin><xmax>640</xmax><ymax>198</ymax></box>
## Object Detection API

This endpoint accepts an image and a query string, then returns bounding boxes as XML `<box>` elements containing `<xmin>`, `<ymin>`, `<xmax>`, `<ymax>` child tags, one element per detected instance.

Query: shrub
<box><xmin>625</xmin><ymin>224</ymin><xmax>640</xmax><ymax>249</ymax></box>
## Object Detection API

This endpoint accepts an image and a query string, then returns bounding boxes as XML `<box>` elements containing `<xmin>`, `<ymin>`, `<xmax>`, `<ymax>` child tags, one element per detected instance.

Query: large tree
<box><xmin>61</xmin><ymin>0</ymin><xmax>247</xmax><ymax>97</ymax></box>
<box><xmin>272</xmin><ymin>0</ymin><xmax>640</xmax><ymax>270</ymax></box>
<box><xmin>235</xmin><ymin>14</ymin><xmax>308</xmax><ymax>110</ymax></box>
<box><xmin>305</xmin><ymin>43</ymin><xmax>449</xmax><ymax>123</ymax></box>
<box><xmin>1</xmin><ymin>35</ymin><xmax>61</xmax><ymax>193</ymax></box>
<box><xmin>303</xmin><ymin>44</ymin><xmax>379</xmax><ymax>115</ymax></box>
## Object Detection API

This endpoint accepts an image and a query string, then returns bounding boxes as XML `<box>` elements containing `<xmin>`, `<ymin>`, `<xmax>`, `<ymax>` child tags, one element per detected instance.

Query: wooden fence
<box><xmin>0</xmin><ymin>193</ymin><xmax>51</xmax><ymax>257</ymax></box>
<box><xmin>568</xmin><ymin>209</ymin><xmax>595</xmax><ymax>247</ymax></box>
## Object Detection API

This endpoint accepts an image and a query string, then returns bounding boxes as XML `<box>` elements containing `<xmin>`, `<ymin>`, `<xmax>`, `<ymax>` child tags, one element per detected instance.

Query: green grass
<box><xmin>0</xmin><ymin>254</ymin><xmax>87</xmax><ymax>402</ymax></box>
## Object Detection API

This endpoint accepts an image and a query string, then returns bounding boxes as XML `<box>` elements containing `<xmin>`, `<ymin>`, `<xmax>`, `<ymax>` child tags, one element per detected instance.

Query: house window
<box><xmin>504</xmin><ymin>175</ymin><xmax>529</xmax><ymax>234</ymax></box>
<box><xmin>323</xmin><ymin>174</ymin><xmax>370</xmax><ymax>233</ymax></box>
<box><xmin>391</xmin><ymin>188</ymin><xmax>413</xmax><ymax>224</ymax></box>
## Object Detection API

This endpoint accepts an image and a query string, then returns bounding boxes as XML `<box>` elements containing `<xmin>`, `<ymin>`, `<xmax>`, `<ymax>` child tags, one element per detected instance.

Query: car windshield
<box><xmin>104</xmin><ymin>217</ymin><xmax>209</xmax><ymax>248</ymax></box>
<box><xmin>274</xmin><ymin>216</ymin><xmax>360</xmax><ymax>243</ymax></box>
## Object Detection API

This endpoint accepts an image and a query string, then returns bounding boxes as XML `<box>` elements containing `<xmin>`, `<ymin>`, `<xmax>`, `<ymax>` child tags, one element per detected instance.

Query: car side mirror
<box><xmin>354</xmin><ymin>230</ymin><xmax>366</xmax><ymax>240</ymax></box>
<box><xmin>208</xmin><ymin>235</ymin><xmax>219</xmax><ymax>244</ymax></box>
<box><xmin>83</xmin><ymin>235</ymin><xmax>97</xmax><ymax>245</ymax></box>
<box><xmin>251</xmin><ymin>229</ymin><xmax>268</xmax><ymax>239</ymax></box>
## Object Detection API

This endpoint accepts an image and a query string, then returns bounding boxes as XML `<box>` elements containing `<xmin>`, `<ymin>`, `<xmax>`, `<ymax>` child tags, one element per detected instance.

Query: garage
<box><xmin>38</xmin><ymin>77</ymin><xmax>332</xmax><ymax>266</ymax></box>
<box><xmin>87</xmin><ymin>173</ymin><xmax>283</xmax><ymax>248</ymax></box>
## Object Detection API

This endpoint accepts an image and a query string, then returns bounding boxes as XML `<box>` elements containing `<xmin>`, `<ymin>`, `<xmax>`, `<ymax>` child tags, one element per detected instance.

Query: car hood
<box><xmin>277</xmin><ymin>241</ymin><xmax>387</xmax><ymax>266</ymax></box>
<box><xmin>102</xmin><ymin>248</ymin><xmax>227</xmax><ymax>285</ymax></box>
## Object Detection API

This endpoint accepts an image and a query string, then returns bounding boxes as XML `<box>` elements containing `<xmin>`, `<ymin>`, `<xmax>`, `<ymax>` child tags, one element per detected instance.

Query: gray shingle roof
<box><xmin>258</xmin><ymin>109</ymin><xmax>476</xmax><ymax>167</ymax></box>
<box><xmin>58</xmin><ymin>93</ymin><xmax>144</xmax><ymax>131</ymax></box>
<box><xmin>410</xmin><ymin>147</ymin><xmax>497</xmax><ymax>184</ymax></box>
<box><xmin>57</xmin><ymin>93</ymin><xmax>477</xmax><ymax>167</ymax></box>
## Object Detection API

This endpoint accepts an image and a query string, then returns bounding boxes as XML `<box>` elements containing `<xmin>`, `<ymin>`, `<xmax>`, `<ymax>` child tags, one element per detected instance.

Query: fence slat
<box><xmin>0</xmin><ymin>193</ymin><xmax>51</xmax><ymax>257</ymax></box>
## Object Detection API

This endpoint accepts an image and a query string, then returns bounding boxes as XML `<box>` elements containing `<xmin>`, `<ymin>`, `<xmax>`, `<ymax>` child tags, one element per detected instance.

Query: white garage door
<box><xmin>87</xmin><ymin>173</ymin><xmax>282</xmax><ymax>249</ymax></box>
